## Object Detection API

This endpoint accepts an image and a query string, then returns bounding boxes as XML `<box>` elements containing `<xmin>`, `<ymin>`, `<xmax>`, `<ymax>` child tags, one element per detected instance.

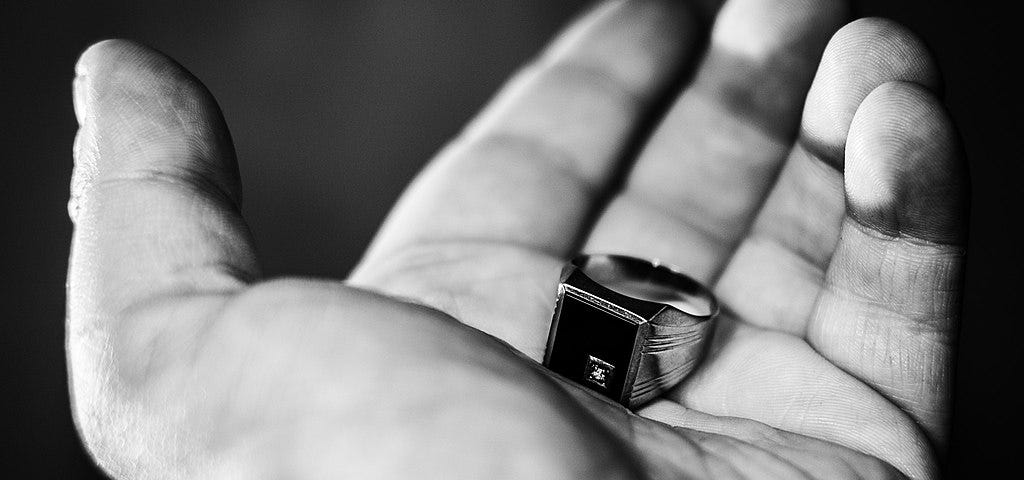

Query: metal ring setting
<box><xmin>543</xmin><ymin>254</ymin><xmax>719</xmax><ymax>408</ymax></box>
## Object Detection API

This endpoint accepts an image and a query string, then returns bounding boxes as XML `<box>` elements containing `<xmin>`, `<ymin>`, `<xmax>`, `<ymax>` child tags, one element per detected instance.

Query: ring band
<box><xmin>543</xmin><ymin>254</ymin><xmax>719</xmax><ymax>408</ymax></box>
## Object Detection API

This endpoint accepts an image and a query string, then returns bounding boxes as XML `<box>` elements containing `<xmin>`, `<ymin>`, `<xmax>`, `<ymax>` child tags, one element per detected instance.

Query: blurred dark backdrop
<box><xmin>3</xmin><ymin>1</ymin><xmax>1019</xmax><ymax>477</ymax></box>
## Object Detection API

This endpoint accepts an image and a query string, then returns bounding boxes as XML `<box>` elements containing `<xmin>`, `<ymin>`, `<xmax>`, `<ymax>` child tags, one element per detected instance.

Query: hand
<box><xmin>67</xmin><ymin>1</ymin><xmax>966</xmax><ymax>479</ymax></box>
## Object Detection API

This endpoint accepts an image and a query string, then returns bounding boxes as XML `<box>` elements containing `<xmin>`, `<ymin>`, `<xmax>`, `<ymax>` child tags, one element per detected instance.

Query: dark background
<box><xmin>3</xmin><ymin>1</ymin><xmax>1019</xmax><ymax>477</ymax></box>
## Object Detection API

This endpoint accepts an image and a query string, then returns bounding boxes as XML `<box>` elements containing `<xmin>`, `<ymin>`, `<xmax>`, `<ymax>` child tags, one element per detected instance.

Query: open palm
<box><xmin>68</xmin><ymin>1</ymin><xmax>965</xmax><ymax>479</ymax></box>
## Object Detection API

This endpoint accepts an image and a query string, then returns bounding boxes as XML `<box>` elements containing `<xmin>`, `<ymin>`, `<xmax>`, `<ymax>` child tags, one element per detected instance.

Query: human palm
<box><xmin>67</xmin><ymin>1</ymin><xmax>965</xmax><ymax>479</ymax></box>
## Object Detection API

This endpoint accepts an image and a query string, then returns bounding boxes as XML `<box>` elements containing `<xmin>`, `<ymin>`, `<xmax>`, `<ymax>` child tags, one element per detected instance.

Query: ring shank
<box><xmin>573</xmin><ymin>254</ymin><xmax>717</xmax><ymax>318</ymax></box>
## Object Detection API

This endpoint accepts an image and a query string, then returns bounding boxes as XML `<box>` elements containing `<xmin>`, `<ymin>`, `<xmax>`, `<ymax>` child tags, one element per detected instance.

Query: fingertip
<box><xmin>71</xmin><ymin>38</ymin><xmax>239</xmax><ymax>203</ymax></box>
<box><xmin>71</xmin><ymin>39</ymin><xmax>132</xmax><ymax>126</ymax></box>
<box><xmin>845</xmin><ymin>81</ymin><xmax>967</xmax><ymax>244</ymax></box>
<box><xmin>74</xmin><ymin>40</ymin><xmax>175</xmax><ymax>118</ymax></box>
<box><xmin>830</xmin><ymin>17</ymin><xmax>939</xmax><ymax>79</ymax></box>
<box><xmin>545</xmin><ymin>0</ymin><xmax>703</xmax><ymax>96</ymax></box>
<box><xmin>711</xmin><ymin>0</ymin><xmax>848</xmax><ymax>62</ymax></box>
<box><xmin>801</xmin><ymin>17</ymin><xmax>942</xmax><ymax>164</ymax></box>
<box><xmin>75</xmin><ymin>39</ymin><xmax>145</xmax><ymax>74</ymax></box>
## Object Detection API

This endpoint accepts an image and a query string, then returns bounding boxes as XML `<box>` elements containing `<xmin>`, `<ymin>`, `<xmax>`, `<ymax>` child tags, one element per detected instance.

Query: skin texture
<box><xmin>66</xmin><ymin>1</ymin><xmax>967</xmax><ymax>479</ymax></box>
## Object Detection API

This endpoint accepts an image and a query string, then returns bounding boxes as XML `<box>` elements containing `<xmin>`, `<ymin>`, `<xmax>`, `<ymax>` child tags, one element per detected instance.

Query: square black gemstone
<box><xmin>545</xmin><ymin>291</ymin><xmax>641</xmax><ymax>403</ymax></box>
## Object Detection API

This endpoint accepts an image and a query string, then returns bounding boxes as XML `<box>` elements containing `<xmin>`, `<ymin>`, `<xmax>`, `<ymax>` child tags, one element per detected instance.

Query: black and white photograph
<box><xmin>4</xmin><ymin>0</ymin><xmax>1021</xmax><ymax>478</ymax></box>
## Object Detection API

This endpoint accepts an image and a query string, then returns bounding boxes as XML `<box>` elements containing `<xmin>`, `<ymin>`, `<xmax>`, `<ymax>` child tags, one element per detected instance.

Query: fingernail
<box><xmin>70</xmin><ymin>57</ymin><xmax>97</xmax><ymax>222</ymax></box>
<box><xmin>72</xmin><ymin>64</ymin><xmax>90</xmax><ymax>127</ymax></box>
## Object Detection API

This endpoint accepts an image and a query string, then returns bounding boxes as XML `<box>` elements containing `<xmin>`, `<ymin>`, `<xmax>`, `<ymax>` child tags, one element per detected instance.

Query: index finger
<box><xmin>350</xmin><ymin>0</ymin><xmax>708</xmax><ymax>357</ymax></box>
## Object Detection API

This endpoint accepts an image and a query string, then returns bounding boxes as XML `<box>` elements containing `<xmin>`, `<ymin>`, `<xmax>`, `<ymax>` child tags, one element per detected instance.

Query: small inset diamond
<box><xmin>584</xmin><ymin>355</ymin><xmax>615</xmax><ymax>389</ymax></box>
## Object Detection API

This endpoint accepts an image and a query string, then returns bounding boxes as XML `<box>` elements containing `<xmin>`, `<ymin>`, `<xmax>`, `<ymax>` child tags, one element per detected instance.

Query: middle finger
<box><xmin>583</xmin><ymin>0</ymin><xmax>847</xmax><ymax>282</ymax></box>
